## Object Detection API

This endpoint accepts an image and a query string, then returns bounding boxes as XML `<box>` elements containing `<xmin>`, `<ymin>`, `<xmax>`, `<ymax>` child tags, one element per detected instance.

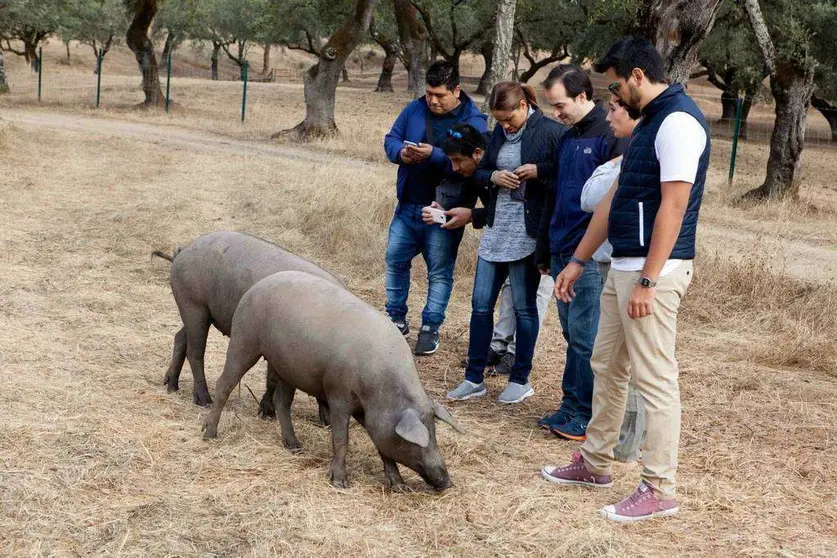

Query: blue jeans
<box><xmin>465</xmin><ymin>254</ymin><xmax>541</xmax><ymax>386</ymax></box>
<box><xmin>552</xmin><ymin>254</ymin><xmax>602</xmax><ymax>423</ymax></box>
<box><xmin>385</xmin><ymin>204</ymin><xmax>464</xmax><ymax>330</ymax></box>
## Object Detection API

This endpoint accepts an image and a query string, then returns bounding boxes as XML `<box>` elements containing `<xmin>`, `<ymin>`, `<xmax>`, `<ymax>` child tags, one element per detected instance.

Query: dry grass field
<box><xmin>1</xmin><ymin>42</ymin><xmax>836</xmax><ymax>556</ymax></box>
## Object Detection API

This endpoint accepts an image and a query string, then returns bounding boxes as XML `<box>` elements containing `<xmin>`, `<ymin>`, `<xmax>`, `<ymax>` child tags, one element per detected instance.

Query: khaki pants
<box><xmin>580</xmin><ymin>261</ymin><xmax>693</xmax><ymax>499</ymax></box>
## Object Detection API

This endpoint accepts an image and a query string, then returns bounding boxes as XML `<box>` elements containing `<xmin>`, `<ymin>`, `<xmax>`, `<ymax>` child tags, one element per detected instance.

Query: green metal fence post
<box><xmin>37</xmin><ymin>47</ymin><xmax>43</xmax><ymax>102</ymax></box>
<box><xmin>165</xmin><ymin>52</ymin><xmax>172</xmax><ymax>113</ymax></box>
<box><xmin>241</xmin><ymin>61</ymin><xmax>249</xmax><ymax>123</ymax></box>
<box><xmin>728</xmin><ymin>97</ymin><xmax>745</xmax><ymax>184</ymax></box>
<box><xmin>95</xmin><ymin>48</ymin><xmax>103</xmax><ymax>108</ymax></box>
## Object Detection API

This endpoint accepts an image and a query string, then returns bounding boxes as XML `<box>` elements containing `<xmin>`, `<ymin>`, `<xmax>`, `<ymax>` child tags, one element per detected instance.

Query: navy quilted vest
<box><xmin>609</xmin><ymin>84</ymin><xmax>710</xmax><ymax>259</ymax></box>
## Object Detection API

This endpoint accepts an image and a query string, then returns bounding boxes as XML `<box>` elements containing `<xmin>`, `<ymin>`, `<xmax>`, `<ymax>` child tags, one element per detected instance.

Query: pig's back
<box><xmin>170</xmin><ymin>232</ymin><xmax>344</xmax><ymax>335</ymax></box>
<box><xmin>237</xmin><ymin>271</ymin><xmax>416</xmax><ymax>395</ymax></box>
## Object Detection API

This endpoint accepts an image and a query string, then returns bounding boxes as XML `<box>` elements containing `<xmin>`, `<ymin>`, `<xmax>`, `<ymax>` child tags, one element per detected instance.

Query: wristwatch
<box><xmin>569</xmin><ymin>256</ymin><xmax>587</xmax><ymax>267</ymax></box>
<box><xmin>638</xmin><ymin>276</ymin><xmax>657</xmax><ymax>288</ymax></box>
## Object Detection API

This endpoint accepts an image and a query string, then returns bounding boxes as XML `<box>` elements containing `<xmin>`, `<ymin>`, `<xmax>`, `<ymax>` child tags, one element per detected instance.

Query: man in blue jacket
<box><xmin>535</xmin><ymin>64</ymin><xmax>628</xmax><ymax>441</ymax></box>
<box><xmin>383</xmin><ymin>61</ymin><xmax>488</xmax><ymax>355</ymax></box>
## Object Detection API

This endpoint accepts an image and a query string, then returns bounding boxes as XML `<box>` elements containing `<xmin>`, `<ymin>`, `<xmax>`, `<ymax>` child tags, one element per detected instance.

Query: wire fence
<box><xmin>3</xmin><ymin>42</ymin><xmax>836</xmax><ymax>186</ymax></box>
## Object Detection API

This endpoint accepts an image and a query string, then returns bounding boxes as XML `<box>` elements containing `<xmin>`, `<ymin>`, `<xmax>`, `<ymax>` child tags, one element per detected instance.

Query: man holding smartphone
<box><xmin>383</xmin><ymin>61</ymin><xmax>488</xmax><ymax>355</ymax></box>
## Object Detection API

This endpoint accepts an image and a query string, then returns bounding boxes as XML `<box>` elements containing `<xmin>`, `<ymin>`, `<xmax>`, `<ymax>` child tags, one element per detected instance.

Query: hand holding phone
<box><xmin>425</xmin><ymin>206</ymin><xmax>448</xmax><ymax>225</ymax></box>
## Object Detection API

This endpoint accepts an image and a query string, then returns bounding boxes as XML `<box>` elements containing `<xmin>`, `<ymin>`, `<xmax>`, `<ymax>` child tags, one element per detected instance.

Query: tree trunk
<box><xmin>373</xmin><ymin>29</ymin><xmax>398</xmax><ymax>92</ymax></box>
<box><xmin>394</xmin><ymin>0</ymin><xmax>427</xmax><ymax>97</ymax></box>
<box><xmin>263</xmin><ymin>43</ymin><xmax>271</xmax><ymax>74</ymax></box>
<box><xmin>342</xmin><ymin>65</ymin><xmax>350</xmax><ymax>82</ymax></box>
<box><xmin>741</xmin><ymin>0</ymin><xmax>814</xmax><ymax>200</ymax></box>
<box><xmin>211</xmin><ymin>43</ymin><xmax>220</xmax><ymax>81</ymax></box>
<box><xmin>65</xmin><ymin>42</ymin><xmax>71</xmax><ymax>65</ymax></box>
<box><xmin>126</xmin><ymin>0</ymin><xmax>164</xmax><ymax>107</ymax></box>
<box><xmin>0</xmin><ymin>49</ymin><xmax>9</xmax><ymax>94</ymax></box>
<box><xmin>24</xmin><ymin>40</ymin><xmax>39</xmax><ymax>72</ymax></box>
<box><xmin>161</xmin><ymin>31</ymin><xmax>175</xmax><ymax>63</ymax></box>
<box><xmin>280</xmin><ymin>0</ymin><xmax>379</xmax><ymax>140</ymax></box>
<box><xmin>811</xmin><ymin>95</ymin><xmax>837</xmax><ymax>142</ymax></box>
<box><xmin>720</xmin><ymin>90</ymin><xmax>753</xmax><ymax>139</ymax></box>
<box><xmin>634</xmin><ymin>0</ymin><xmax>724</xmax><ymax>83</ymax></box>
<box><xmin>744</xmin><ymin>65</ymin><xmax>815</xmax><ymax>199</ymax></box>
<box><xmin>479</xmin><ymin>0</ymin><xmax>516</xmax><ymax>106</ymax></box>
<box><xmin>475</xmin><ymin>41</ymin><xmax>493</xmax><ymax>96</ymax></box>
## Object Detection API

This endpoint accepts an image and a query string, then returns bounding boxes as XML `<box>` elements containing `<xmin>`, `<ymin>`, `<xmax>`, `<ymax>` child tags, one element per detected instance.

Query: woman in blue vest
<box><xmin>446</xmin><ymin>81</ymin><xmax>566</xmax><ymax>404</ymax></box>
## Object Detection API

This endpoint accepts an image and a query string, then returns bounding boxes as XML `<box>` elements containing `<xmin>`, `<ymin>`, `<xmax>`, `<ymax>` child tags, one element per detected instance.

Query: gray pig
<box><xmin>153</xmin><ymin>231</ymin><xmax>345</xmax><ymax>413</ymax></box>
<box><xmin>201</xmin><ymin>271</ymin><xmax>461</xmax><ymax>490</ymax></box>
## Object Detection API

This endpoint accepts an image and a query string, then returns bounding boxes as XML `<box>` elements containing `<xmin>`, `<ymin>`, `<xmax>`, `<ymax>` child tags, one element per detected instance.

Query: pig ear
<box><xmin>395</xmin><ymin>408</ymin><xmax>430</xmax><ymax>448</ymax></box>
<box><xmin>433</xmin><ymin>401</ymin><xmax>465</xmax><ymax>434</ymax></box>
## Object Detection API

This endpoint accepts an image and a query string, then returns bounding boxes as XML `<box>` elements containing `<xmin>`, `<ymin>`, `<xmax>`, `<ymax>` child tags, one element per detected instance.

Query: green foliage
<box><xmin>58</xmin><ymin>0</ymin><xmax>129</xmax><ymax>52</ymax></box>
<box><xmin>700</xmin><ymin>0</ymin><xmax>764</xmax><ymax>95</ymax></box>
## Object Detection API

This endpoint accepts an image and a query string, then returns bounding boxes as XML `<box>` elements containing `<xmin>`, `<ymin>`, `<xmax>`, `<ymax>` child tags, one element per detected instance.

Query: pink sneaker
<box><xmin>540</xmin><ymin>452</ymin><xmax>613</xmax><ymax>488</ymax></box>
<box><xmin>599</xmin><ymin>481</ymin><xmax>679</xmax><ymax>522</ymax></box>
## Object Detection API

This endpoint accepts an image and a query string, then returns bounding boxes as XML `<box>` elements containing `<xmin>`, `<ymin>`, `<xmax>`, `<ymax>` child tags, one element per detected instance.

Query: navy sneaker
<box><xmin>392</xmin><ymin>319</ymin><xmax>410</xmax><ymax>337</ymax></box>
<box><xmin>551</xmin><ymin>417</ymin><xmax>588</xmax><ymax>442</ymax></box>
<box><xmin>538</xmin><ymin>409</ymin><xmax>573</xmax><ymax>430</ymax></box>
<box><xmin>488</xmin><ymin>352</ymin><xmax>514</xmax><ymax>376</ymax></box>
<box><xmin>415</xmin><ymin>326</ymin><xmax>440</xmax><ymax>355</ymax></box>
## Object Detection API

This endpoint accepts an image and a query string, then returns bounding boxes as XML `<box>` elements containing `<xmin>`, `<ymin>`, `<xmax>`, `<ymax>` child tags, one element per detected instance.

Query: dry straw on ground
<box><xmin>1</xmin><ymin>43</ymin><xmax>836</xmax><ymax>557</ymax></box>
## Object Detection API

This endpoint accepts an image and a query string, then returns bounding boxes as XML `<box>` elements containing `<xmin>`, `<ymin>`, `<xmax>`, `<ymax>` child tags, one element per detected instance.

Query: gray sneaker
<box><xmin>497</xmin><ymin>382</ymin><xmax>534</xmax><ymax>404</ymax></box>
<box><xmin>446</xmin><ymin>380</ymin><xmax>487</xmax><ymax>401</ymax></box>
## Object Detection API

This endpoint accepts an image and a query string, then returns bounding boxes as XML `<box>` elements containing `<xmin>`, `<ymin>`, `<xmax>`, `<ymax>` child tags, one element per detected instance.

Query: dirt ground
<box><xmin>1</xmin><ymin>42</ymin><xmax>836</xmax><ymax>557</ymax></box>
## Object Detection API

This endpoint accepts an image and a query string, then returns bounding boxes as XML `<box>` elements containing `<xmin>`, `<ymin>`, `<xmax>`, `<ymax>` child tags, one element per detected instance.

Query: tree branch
<box><xmin>3</xmin><ymin>39</ymin><xmax>26</xmax><ymax>56</ymax></box>
<box><xmin>411</xmin><ymin>0</ymin><xmax>452</xmax><ymax>59</ymax></box>
<box><xmin>741</xmin><ymin>0</ymin><xmax>776</xmax><ymax>76</ymax></box>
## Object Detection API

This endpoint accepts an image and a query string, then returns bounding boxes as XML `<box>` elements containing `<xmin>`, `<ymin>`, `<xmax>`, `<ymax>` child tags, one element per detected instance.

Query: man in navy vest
<box><xmin>384</xmin><ymin>61</ymin><xmax>488</xmax><ymax>355</ymax></box>
<box><xmin>535</xmin><ymin>65</ymin><xmax>628</xmax><ymax>441</ymax></box>
<box><xmin>541</xmin><ymin>37</ymin><xmax>710</xmax><ymax>523</ymax></box>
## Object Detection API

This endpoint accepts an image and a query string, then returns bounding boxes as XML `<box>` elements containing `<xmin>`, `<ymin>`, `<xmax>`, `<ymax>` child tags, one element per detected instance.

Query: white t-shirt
<box><xmin>611</xmin><ymin>111</ymin><xmax>706</xmax><ymax>277</ymax></box>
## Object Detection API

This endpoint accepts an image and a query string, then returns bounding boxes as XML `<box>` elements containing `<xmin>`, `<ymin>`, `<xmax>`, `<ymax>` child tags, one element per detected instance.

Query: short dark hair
<box><xmin>426</xmin><ymin>60</ymin><xmax>460</xmax><ymax>90</ymax></box>
<box><xmin>542</xmin><ymin>64</ymin><xmax>594</xmax><ymax>101</ymax></box>
<box><xmin>594</xmin><ymin>36</ymin><xmax>666</xmax><ymax>83</ymax></box>
<box><xmin>441</xmin><ymin>123</ymin><xmax>485</xmax><ymax>157</ymax></box>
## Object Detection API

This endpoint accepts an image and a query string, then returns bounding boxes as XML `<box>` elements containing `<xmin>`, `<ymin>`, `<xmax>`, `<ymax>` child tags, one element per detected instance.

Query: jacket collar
<box><xmin>641</xmin><ymin>84</ymin><xmax>685</xmax><ymax>118</ymax></box>
<box><xmin>572</xmin><ymin>100</ymin><xmax>607</xmax><ymax>135</ymax></box>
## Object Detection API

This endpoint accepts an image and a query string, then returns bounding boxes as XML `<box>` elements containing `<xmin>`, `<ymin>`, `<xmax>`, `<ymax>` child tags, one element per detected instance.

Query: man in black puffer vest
<box><xmin>541</xmin><ymin>37</ymin><xmax>710</xmax><ymax>523</ymax></box>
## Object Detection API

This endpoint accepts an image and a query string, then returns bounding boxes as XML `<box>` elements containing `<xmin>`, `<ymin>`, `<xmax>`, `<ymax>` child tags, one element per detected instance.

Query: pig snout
<box><xmin>417</xmin><ymin>447</ymin><xmax>452</xmax><ymax>491</ymax></box>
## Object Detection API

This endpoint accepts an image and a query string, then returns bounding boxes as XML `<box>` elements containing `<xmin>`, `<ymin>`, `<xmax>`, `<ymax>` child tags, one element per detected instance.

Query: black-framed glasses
<box><xmin>608</xmin><ymin>81</ymin><xmax>621</xmax><ymax>95</ymax></box>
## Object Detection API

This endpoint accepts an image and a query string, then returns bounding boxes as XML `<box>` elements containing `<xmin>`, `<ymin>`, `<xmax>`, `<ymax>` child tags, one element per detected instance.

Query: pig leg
<box><xmin>162</xmin><ymin>326</ymin><xmax>187</xmax><ymax>393</ymax></box>
<box><xmin>379</xmin><ymin>451</ymin><xmax>406</xmax><ymax>490</ymax></box>
<box><xmin>202</xmin><ymin>338</ymin><xmax>261</xmax><ymax>439</ymax></box>
<box><xmin>317</xmin><ymin>398</ymin><xmax>331</xmax><ymax>427</ymax></box>
<box><xmin>181</xmin><ymin>305</ymin><xmax>212</xmax><ymax>406</ymax></box>
<box><xmin>272</xmin><ymin>376</ymin><xmax>302</xmax><ymax>452</ymax></box>
<box><xmin>258</xmin><ymin>364</ymin><xmax>278</xmax><ymax>420</ymax></box>
<box><xmin>328</xmin><ymin>405</ymin><xmax>352</xmax><ymax>489</ymax></box>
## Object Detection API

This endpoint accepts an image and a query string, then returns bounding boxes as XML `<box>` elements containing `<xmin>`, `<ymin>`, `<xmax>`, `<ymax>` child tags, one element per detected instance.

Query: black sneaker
<box><xmin>460</xmin><ymin>348</ymin><xmax>505</xmax><ymax>368</ymax></box>
<box><xmin>488</xmin><ymin>352</ymin><xmax>514</xmax><ymax>376</ymax></box>
<box><xmin>415</xmin><ymin>326</ymin><xmax>440</xmax><ymax>355</ymax></box>
<box><xmin>392</xmin><ymin>319</ymin><xmax>410</xmax><ymax>337</ymax></box>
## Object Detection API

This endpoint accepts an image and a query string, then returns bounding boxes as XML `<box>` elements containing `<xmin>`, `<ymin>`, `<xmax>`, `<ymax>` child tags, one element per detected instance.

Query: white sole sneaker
<box><xmin>446</xmin><ymin>388</ymin><xmax>487</xmax><ymax>401</ymax></box>
<box><xmin>497</xmin><ymin>387</ymin><xmax>534</xmax><ymax>404</ymax></box>
<box><xmin>540</xmin><ymin>467</ymin><xmax>614</xmax><ymax>488</ymax></box>
<box><xmin>599</xmin><ymin>505</ymin><xmax>679</xmax><ymax>522</ymax></box>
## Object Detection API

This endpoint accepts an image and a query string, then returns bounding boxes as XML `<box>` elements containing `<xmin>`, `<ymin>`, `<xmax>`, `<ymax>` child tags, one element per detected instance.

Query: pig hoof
<box><xmin>193</xmin><ymin>392</ymin><xmax>213</xmax><ymax>407</ymax></box>
<box><xmin>329</xmin><ymin>469</ymin><xmax>349</xmax><ymax>489</ymax></box>
<box><xmin>283</xmin><ymin>440</ymin><xmax>303</xmax><ymax>453</ymax></box>
<box><xmin>163</xmin><ymin>376</ymin><xmax>179</xmax><ymax>392</ymax></box>
<box><xmin>202</xmin><ymin>422</ymin><xmax>218</xmax><ymax>439</ymax></box>
<box><xmin>258</xmin><ymin>407</ymin><xmax>276</xmax><ymax>421</ymax></box>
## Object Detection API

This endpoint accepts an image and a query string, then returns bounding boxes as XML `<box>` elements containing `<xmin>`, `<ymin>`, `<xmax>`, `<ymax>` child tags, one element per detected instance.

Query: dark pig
<box><xmin>153</xmin><ymin>231</ymin><xmax>345</xmax><ymax>412</ymax></box>
<box><xmin>202</xmin><ymin>271</ymin><xmax>462</xmax><ymax>490</ymax></box>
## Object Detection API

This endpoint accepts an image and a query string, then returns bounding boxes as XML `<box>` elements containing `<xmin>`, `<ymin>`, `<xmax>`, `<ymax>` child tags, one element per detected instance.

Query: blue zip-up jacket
<box><xmin>609</xmin><ymin>84</ymin><xmax>710</xmax><ymax>259</ymax></box>
<box><xmin>384</xmin><ymin>92</ymin><xmax>488</xmax><ymax>205</ymax></box>
<box><xmin>535</xmin><ymin>102</ymin><xmax>627</xmax><ymax>267</ymax></box>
